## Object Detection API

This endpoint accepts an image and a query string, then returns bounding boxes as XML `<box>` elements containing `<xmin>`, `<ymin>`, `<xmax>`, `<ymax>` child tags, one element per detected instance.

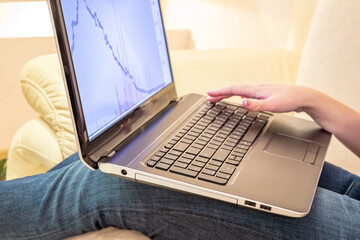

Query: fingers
<box><xmin>207</xmin><ymin>84</ymin><xmax>261</xmax><ymax>99</ymax></box>
<box><xmin>207</xmin><ymin>84</ymin><xmax>303</xmax><ymax>113</ymax></box>
<box><xmin>207</xmin><ymin>95</ymin><xmax>226</xmax><ymax>103</ymax></box>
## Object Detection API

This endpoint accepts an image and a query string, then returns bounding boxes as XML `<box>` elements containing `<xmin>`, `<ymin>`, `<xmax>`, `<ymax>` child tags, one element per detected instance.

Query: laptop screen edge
<box><xmin>48</xmin><ymin>0</ymin><xmax>178</xmax><ymax>168</ymax></box>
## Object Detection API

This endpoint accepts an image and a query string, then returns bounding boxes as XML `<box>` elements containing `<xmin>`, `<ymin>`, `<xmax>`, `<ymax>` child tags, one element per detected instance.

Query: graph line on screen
<box><xmin>69</xmin><ymin>0</ymin><xmax>165</xmax><ymax>95</ymax></box>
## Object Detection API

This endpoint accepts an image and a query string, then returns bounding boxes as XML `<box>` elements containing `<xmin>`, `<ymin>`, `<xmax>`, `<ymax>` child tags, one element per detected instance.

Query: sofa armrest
<box><xmin>20</xmin><ymin>54</ymin><xmax>77</xmax><ymax>160</ymax></box>
<box><xmin>6</xmin><ymin>118</ymin><xmax>63</xmax><ymax>180</ymax></box>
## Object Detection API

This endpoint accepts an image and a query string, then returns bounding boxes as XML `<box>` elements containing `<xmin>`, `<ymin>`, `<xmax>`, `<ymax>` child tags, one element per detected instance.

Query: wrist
<box><xmin>298</xmin><ymin>87</ymin><xmax>323</xmax><ymax>115</ymax></box>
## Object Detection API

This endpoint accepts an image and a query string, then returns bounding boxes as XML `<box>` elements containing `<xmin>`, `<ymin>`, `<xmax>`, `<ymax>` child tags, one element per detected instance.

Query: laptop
<box><xmin>48</xmin><ymin>0</ymin><xmax>331</xmax><ymax>218</ymax></box>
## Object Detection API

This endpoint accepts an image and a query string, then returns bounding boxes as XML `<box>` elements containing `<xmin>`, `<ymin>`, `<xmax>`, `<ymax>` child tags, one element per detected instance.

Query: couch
<box><xmin>6</xmin><ymin>0</ymin><xmax>360</xmax><ymax>238</ymax></box>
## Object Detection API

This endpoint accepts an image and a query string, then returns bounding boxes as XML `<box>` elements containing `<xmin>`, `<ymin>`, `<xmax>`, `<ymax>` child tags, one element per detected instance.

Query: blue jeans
<box><xmin>1</xmin><ymin>153</ymin><xmax>359</xmax><ymax>240</ymax></box>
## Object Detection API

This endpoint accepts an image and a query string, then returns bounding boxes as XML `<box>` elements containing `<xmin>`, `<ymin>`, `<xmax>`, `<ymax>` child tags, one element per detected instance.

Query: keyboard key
<box><xmin>226</xmin><ymin>160</ymin><xmax>240</xmax><ymax>166</ymax></box>
<box><xmin>226</xmin><ymin>105</ymin><xmax>238</xmax><ymax>111</ymax></box>
<box><xmin>206</xmin><ymin>164</ymin><xmax>219</xmax><ymax>171</ymax></box>
<box><xmin>208</xmin><ymin>125</ymin><xmax>219</xmax><ymax>131</ymax></box>
<box><xmin>163</xmin><ymin>154</ymin><xmax>178</xmax><ymax>161</ymax></box>
<box><xmin>174</xmin><ymin>162</ymin><xmax>188</xmax><ymax>168</ymax></box>
<box><xmin>219</xmin><ymin>164</ymin><xmax>236</xmax><ymax>175</ymax></box>
<box><xmin>194</xmin><ymin>124</ymin><xmax>206</xmax><ymax>130</ymax></box>
<box><xmin>212</xmin><ymin>149</ymin><xmax>231</xmax><ymax>162</ymax></box>
<box><xmin>198</xmin><ymin>136</ymin><xmax>211</xmax><ymax>142</ymax></box>
<box><xmin>217</xmin><ymin>172</ymin><xmax>231</xmax><ymax>180</ymax></box>
<box><xmin>208</xmin><ymin>160</ymin><xmax>222</xmax><ymax>167</ymax></box>
<box><xmin>168</xmin><ymin>149</ymin><xmax>182</xmax><ymax>156</ymax></box>
<box><xmin>170</xmin><ymin>166</ymin><xmax>198</xmax><ymax>178</ymax></box>
<box><xmin>182</xmin><ymin>153</ymin><xmax>196</xmax><ymax>160</ymax></box>
<box><xmin>186</xmin><ymin>146</ymin><xmax>202</xmax><ymax>155</ymax></box>
<box><xmin>181</xmin><ymin>138</ymin><xmax>193</xmax><ymax>145</ymax></box>
<box><xmin>233</xmin><ymin>148</ymin><xmax>247</xmax><ymax>157</ymax></box>
<box><xmin>188</xmin><ymin>165</ymin><xmax>202</xmax><ymax>172</ymax></box>
<box><xmin>188</xmin><ymin>131</ymin><xmax>200</xmax><ymax>138</ymax></box>
<box><xmin>199</xmin><ymin>147</ymin><xmax>217</xmax><ymax>159</ymax></box>
<box><xmin>194</xmin><ymin>139</ymin><xmax>207</xmax><ymax>146</ymax></box>
<box><xmin>245</xmin><ymin>111</ymin><xmax>259</xmax><ymax>118</ymax></box>
<box><xmin>184</xmin><ymin>134</ymin><xmax>196</xmax><ymax>141</ymax></box>
<box><xmin>192</xmin><ymin>160</ymin><xmax>206</xmax><ymax>168</ymax></box>
<box><xmin>171</xmin><ymin>136</ymin><xmax>180</xmax><ymax>141</ymax></box>
<box><xmin>150</xmin><ymin>156</ymin><xmax>161</xmax><ymax>162</ymax></box>
<box><xmin>198</xmin><ymin>173</ymin><xmax>228</xmax><ymax>185</ymax></box>
<box><xmin>255</xmin><ymin>118</ymin><xmax>267</xmax><ymax>124</ymax></box>
<box><xmin>146</xmin><ymin>160</ymin><xmax>157</xmax><ymax>167</ymax></box>
<box><xmin>154</xmin><ymin>151</ymin><xmax>166</xmax><ymax>157</ymax></box>
<box><xmin>202</xmin><ymin>133</ymin><xmax>214</xmax><ymax>139</ymax></box>
<box><xmin>235</xmin><ymin>108</ymin><xmax>248</xmax><ymax>114</ymax></box>
<box><xmin>208</xmin><ymin>143</ymin><xmax>220</xmax><ymax>150</ymax></box>
<box><xmin>213</xmin><ymin>136</ymin><xmax>225</xmax><ymax>143</ymax></box>
<box><xmin>160</xmin><ymin>158</ymin><xmax>175</xmax><ymax>165</ymax></box>
<box><xmin>236</xmin><ymin>144</ymin><xmax>250</xmax><ymax>150</ymax></box>
<box><xmin>195</xmin><ymin>156</ymin><xmax>209</xmax><ymax>163</ymax></box>
<box><xmin>242</xmin><ymin>123</ymin><xmax>264</xmax><ymax>143</ymax></box>
<box><xmin>192</xmin><ymin>143</ymin><xmax>205</xmax><ymax>149</ymax></box>
<box><xmin>202</xmin><ymin>168</ymin><xmax>216</xmax><ymax>176</ymax></box>
<box><xmin>203</xmin><ymin>115</ymin><xmax>214</xmax><ymax>121</ymax></box>
<box><xmin>239</xmin><ymin>140</ymin><xmax>251</xmax><ymax>146</ymax></box>
<box><xmin>257</xmin><ymin>113</ymin><xmax>271</xmax><ymax>119</ymax></box>
<box><xmin>178</xmin><ymin>157</ymin><xmax>192</xmax><ymax>164</ymax></box>
<box><xmin>183</xmin><ymin>126</ymin><xmax>191</xmax><ymax>131</ymax></box>
<box><xmin>156</xmin><ymin>162</ymin><xmax>171</xmax><ymax>171</ymax></box>
<box><xmin>216</xmin><ymin>133</ymin><xmax>227</xmax><ymax>139</ymax></box>
<box><xmin>159</xmin><ymin>147</ymin><xmax>168</xmax><ymax>153</ymax></box>
<box><xmin>224</xmin><ymin>141</ymin><xmax>236</xmax><ymax>147</ymax></box>
<box><xmin>173</xmin><ymin>141</ymin><xmax>190</xmax><ymax>152</ymax></box>
<box><xmin>232</xmin><ymin>152</ymin><xmax>245</xmax><ymax>158</ymax></box>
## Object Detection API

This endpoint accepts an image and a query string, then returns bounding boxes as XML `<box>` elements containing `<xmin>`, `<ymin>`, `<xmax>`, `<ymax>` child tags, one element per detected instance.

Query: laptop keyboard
<box><xmin>146</xmin><ymin>101</ymin><xmax>271</xmax><ymax>185</ymax></box>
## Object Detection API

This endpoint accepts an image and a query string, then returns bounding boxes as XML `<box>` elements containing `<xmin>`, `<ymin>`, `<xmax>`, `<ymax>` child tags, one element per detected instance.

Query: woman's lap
<box><xmin>1</xmin><ymin>154</ymin><xmax>359</xmax><ymax>240</ymax></box>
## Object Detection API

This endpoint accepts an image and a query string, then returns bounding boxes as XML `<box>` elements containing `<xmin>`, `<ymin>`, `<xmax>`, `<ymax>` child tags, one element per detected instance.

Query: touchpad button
<box><xmin>265</xmin><ymin>134</ymin><xmax>309</xmax><ymax>161</ymax></box>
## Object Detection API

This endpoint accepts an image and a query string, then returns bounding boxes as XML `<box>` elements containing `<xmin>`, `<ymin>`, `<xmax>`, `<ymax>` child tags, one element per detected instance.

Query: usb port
<box><xmin>260</xmin><ymin>204</ymin><xmax>271</xmax><ymax>211</ymax></box>
<box><xmin>244</xmin><ymin>200</ymin><xmax>256</xmax><ymax>207</ymax></box>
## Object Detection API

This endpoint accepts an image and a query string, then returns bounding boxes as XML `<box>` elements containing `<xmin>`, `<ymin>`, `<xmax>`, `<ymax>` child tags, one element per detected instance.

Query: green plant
<box><xmin>0</xmin><ymin>158</ymin><xmax>6</xmax><ymax>181</ymax></box>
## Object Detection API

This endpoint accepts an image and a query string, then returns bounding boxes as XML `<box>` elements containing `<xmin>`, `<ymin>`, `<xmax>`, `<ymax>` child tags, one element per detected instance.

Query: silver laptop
<box><xmin>48</xmin><ymin>0</ymin><xmax>331</xmax><ymax>218</ymax></box>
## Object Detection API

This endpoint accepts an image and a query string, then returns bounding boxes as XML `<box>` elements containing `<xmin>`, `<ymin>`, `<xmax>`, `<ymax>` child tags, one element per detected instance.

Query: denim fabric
<box><xmin>1</xmin><ymin>153</ymin><xmax>359</xmax><ymax>240</ymax></box>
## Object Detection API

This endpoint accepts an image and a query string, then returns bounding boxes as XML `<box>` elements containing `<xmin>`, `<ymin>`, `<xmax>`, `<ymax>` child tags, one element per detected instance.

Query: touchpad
<box><xmin>265</xmin><ymin>134</ymin><xmax>309</xmax><ymax>161</ymax></box>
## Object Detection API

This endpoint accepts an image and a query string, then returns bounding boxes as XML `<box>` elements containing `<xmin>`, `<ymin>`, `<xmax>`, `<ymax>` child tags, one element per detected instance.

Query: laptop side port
<box><xmin>244</xmin><ymin>200</ymin><xmax>256</xmax><ymax>207</ymax></box>
<box><xmin>260</xmin><ymin>204</ymin><xmax>272</xmax><ymax>211</ymax></box>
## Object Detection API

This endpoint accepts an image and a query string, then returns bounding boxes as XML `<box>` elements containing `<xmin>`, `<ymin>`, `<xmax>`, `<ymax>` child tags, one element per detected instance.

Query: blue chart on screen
<box><xmin>61</xmin><ymin>0</ymin><xmax>172</xmax><ymax>139</ymax></box>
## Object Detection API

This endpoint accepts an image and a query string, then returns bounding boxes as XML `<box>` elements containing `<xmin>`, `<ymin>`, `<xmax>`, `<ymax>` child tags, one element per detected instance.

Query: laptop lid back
<box><xmin>48</xmin><ymin>0</ymin><xmax>176</xmax><ymax>168</ymax></box>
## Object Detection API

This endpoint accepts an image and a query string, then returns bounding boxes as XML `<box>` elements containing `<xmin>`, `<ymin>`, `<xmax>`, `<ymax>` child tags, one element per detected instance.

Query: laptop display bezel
<box><xmin>48</xmin><ymin>0</ymin><xmax>178</xmax><ymax>168</ymax></box>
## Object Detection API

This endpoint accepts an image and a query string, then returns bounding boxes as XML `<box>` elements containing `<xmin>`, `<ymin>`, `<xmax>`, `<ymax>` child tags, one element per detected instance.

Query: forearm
<box><xmin>303</xmin><ymin>89</ymin><xmax>360</xmax><ymax>157</ymax></box>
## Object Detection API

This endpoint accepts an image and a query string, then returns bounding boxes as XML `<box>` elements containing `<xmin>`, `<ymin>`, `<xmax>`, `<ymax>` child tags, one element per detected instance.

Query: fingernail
<box><xmin>242</xmin><ymin>98</ymin><xmax>247</xmax><ymax>106</ymax></box>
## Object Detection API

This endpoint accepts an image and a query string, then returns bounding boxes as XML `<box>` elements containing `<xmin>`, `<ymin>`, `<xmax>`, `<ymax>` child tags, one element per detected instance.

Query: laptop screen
<box><xmin>60</xmin><ymin>0</ymin><xmax>173</xmax><ymax>140</ymax></box>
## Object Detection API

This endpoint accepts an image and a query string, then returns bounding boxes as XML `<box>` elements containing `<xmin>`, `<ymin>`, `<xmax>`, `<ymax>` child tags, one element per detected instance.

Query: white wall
<box><xmin>164</xmin><ymin>0</ymin><xmax>295</xmax><ymax>50</ymax></box>
<box><xmin>0</xmin><ymin>1</ymin><xmax>56</xmax><ymax>150</ymax></box>
<box><xmin>0</xmin><ymin>37</ymin><xmax>57</xmax><ymax>150</ymax></box>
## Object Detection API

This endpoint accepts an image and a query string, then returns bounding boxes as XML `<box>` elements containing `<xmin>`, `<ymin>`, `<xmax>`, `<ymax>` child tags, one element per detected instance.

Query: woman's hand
<box><xmin>207</xmin><ymin>84</ymin><xmax>315</xmax><ymax>113</ymax></box>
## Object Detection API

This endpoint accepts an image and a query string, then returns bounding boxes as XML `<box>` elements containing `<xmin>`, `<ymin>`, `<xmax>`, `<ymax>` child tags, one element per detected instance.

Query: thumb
<box><xmin>242</xmin><ymin>98</ymin><xmax>267</xmax><ymax>112</ymax></box>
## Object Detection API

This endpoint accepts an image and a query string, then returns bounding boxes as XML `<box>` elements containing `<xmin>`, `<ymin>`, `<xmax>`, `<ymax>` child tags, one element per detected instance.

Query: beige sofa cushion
<box><xmin>296</xmin><ymin>0</ymin><xmax>360</xmax><ymax>175</ymax></box>
<box><xmin>7</xmin><ymin>118</ymin><xmax>62</xmax><ymax>180</ymax></box>
<box><xmin>7</xmin><ymin>54</ymin><xmax>77</xmax><ymax>180</ymax></box>
<box><xmin>20</xmin><ymin>54</ymin><xmax>77</xmax><ymax>160</ymax></box>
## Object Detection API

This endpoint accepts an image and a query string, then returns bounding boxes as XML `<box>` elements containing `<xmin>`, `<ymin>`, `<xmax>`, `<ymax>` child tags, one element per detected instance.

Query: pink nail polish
<box><xmin>242</xmin><ymin>98</ymin><xmax>247</xmax><ymax>106</ymax></box>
